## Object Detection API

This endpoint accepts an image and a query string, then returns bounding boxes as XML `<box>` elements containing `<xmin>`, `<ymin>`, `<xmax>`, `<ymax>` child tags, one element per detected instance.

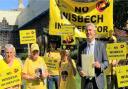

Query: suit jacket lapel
<box><xmin>82</xmin><ymin>42</ymin><xmax>87</xmax><ymax>54</ymax></box>
<box><xmin>94</xmin><ymin>41</ymin><xmax>98</xmax><ymax>61</ymax></box>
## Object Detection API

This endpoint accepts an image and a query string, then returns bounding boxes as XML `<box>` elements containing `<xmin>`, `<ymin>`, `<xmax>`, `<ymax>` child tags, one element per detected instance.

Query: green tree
<box><xmin>114</xmin><ymin>0</ymin><xmax>128</xmax><ymax>29</ymax></box>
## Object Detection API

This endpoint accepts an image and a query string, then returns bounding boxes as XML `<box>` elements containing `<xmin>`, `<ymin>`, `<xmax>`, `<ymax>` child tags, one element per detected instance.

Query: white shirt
<box><xmin>86</xmin><ymin>39</ymin><xmax>95</xmax><ymax>54</ymax></box>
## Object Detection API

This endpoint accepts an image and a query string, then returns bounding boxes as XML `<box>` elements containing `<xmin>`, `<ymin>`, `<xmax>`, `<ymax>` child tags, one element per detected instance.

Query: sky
<box><xmin>0</xmin><ymin>0</ymin><xmax>28</xmax><ymax>10</ymax></box>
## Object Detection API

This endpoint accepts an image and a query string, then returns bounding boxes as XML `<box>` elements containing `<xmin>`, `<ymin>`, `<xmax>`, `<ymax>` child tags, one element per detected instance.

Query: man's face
<box><xmin>50</xmin><ymin>43</ymin><xmax>56</xmax><ymax>50</ymax></box>
<box><xmin>86</xmin><ymin>25</ymin><xmax>96</xmax><ymax>41</ymax></box>
<box><xmin>31</xmin><ymin>50</ymin><xmax>39</xmax><ymax>60</ymax></box>
<box><xmin>5</xmin><ymin>48</ymin><xmax>15</xmax><ymax>63</ymax></box>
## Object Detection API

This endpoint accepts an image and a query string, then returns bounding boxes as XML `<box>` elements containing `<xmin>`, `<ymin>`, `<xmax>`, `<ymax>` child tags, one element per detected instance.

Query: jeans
<box><xmin>47</xmin><ymin>75</ymin><xmax>59</xmax><ymax>89</ymax></box>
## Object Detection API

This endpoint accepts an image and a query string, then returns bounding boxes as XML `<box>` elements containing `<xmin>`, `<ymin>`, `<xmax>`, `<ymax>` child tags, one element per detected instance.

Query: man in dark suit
<box><xmin>77</xmin><ymin>23</ymin><xmax>108</xmax><ymax>89</ymax></box>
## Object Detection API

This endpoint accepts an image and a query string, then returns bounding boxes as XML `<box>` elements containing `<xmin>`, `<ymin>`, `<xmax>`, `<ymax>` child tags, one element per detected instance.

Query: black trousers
<box><xmin>82</xmin><ymin>78</ymin><xmax>98</xmax><ymax>89</ymax></box>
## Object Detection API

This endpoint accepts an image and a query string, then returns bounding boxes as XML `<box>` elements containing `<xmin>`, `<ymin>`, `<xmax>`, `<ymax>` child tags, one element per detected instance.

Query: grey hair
<box><xmin>5</xmin><ymin>44</ymin><xmax>15</xmax><ymax>52</ymax></box>
<box><xmin>85</xmin><ymin>23</ymin><xmax>96</xmax><ymax>31</ymax></box>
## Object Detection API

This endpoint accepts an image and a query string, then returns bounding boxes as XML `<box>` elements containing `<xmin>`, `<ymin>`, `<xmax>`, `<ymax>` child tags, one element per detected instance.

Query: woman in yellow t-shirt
<box><xmin>22</xmin><ymin>43</ymin><xmax>48</xmax><ymax>89</ymax></box>
<box><xmin>0</xmin><ymin>44</ymin><xmax>22</xmax><ymax>89</ymax></box>
<box><xmin>59</xmin><ymin>50</ymin><xmax>76</xmax><ymax>89</ymax></box>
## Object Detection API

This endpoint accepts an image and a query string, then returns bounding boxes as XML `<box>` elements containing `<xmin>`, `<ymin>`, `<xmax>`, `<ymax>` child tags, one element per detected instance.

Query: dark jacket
<box><xmin>77</xmin><ymin>40</ymin><xmax>108</xmax><ymax>89</ymax></box>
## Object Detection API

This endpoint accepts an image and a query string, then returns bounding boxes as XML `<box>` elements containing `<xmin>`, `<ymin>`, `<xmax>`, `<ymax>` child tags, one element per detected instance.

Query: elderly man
<box><xmin>22</xmin><ymin>43</ymin><xmax>48</xmax><ymax>89</ymax></box>
<box><xmin>0</xmin><ymin>44</ymin><xmax>22</xmax><ymax>89</ymax></box>
<box><xmin>77</xmin><ymin>23</ymin><xmax>108</xmax><ymax>89</ymax></box>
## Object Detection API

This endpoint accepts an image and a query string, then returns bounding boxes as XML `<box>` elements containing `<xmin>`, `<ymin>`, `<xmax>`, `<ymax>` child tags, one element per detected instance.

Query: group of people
<box><xmin>0</xmin><ymin>23</ymin><xmax>127</xmax><ymax>89</ymax></box>
<box><xmin>0</xmin><ymin>42</ymin><xmax>77</xmax><ymax>89</ymax></box>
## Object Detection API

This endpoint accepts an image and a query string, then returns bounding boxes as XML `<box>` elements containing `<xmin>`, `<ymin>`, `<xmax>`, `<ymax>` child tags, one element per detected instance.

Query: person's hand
<box><xmin>29</xmin><ymin>76</ymin><xmax>39</xmax><ymax>80</ymax></box>
<box><xmin>111</xmin><ymin>60</ymin><xmax>118</xmax><ymax>66</ymax></box>
<box><xmin>41</xmin><ymin>72</ymin><xmax>48</xmax><ymax>79</ymax></box>
<box><xmin>47</xmin><ymin>73</ymin><xmax>51</xmax><ymax>78</ymax></box>
<box><xmin>94</xmin><ymin>61</ymin><xmax>101</xmax><ymax>69</ymax></box>
<box><xmin>79</xmin><ymin>70</ymin><xmax>86</xmax><ymax>77</ymax></box>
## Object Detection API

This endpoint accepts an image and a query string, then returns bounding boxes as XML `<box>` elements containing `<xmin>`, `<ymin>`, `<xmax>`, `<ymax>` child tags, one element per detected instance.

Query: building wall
<box><xmin>0</xmin><ymin>10</ymin><xmax>20</xmax><ymax>49</ymax></box>
<box><xmin>14</xmin><ymin>11</ymin><xmax>49</xmax><ymax>56</ymax></box>
<box><xmin>0</xmin><ymin>0</ymin><xmax>49</xmax><ymax>55</ymax></box>
<box><xmin>0</xmin><ymin>17</ymin><xmax>17</xmax><ymax>48</ymax></box>
<box><xmin>17</xmin><ymin>0</ymin><xmax>49</xmax><ymax>28</ymax></box>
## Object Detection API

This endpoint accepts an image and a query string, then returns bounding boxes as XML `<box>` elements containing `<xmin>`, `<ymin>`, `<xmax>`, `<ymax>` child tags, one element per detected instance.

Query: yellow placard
<box><xmin>44</xmin><ymin>52</ymin><xmax>60</xmax><ymax>71</ymax></box>
<box><xmin>49</xmin><ymin>0</ymin><xmax>113</xmax><ymax>38</ymax></box>
<box><xmin>45</xmin><ymin>57</ymin><xmax>59</xmax><ymax>70</ymax></box>
<box><xmin>116</xmin><ymin>65</ymin><xmax>128</xmax><ymax>88</ymax></box>
<box><xmin>61</xmin><ymin>35</ymin><xmax>75</xmax><ymax>45</ymax></box>
<box><xmin>19</xmin><ymin>29</ymin><xmax>36</xmax><ymax>44</ymax></box>
<box><xmin>60</xmin><ymin>25</ymin><xmax>75</xmax><ymax>45</ymax></box>
<box><xmin>0</xmin><ymin>67</ymin><xmax>21</xmax><ymax>89</ymax></box>
<box><xmin>106</xmin><ymin>43</ymin><xmax>126</xmax><ymax>60</ymax></box>
<box><xmin>55</xmin><ymin>24</ymin><xmax>75</xmax><ymax>35</ymax></box>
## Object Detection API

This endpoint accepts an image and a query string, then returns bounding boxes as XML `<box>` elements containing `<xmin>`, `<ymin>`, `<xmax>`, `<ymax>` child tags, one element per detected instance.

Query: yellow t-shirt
<box><xmin>59</xmin><ymin>60</ymin><xmax>76</xmax><ymax>89</ymax></box>
<box><xmin>44</xmin><ymin>51</ymin><xmax>60</xmax><ymax>76</ymax></box>
<box><xmin>22</xmin><ymin>56</ymin><xmax>47</xmax><ymax>89</ymax></box>
<box><xmin>0</xmin><ymin>58</ymin><xmax>22</xmax><ymax>89</ymax></box>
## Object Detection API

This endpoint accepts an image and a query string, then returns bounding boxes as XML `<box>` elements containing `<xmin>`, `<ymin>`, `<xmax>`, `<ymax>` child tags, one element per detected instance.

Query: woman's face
<box><xmin>50</xmin><ymin>43</ymin><xmax>57</xmax><ymax>51</ymax></box>
<box><xmin>61</xmin><ymin>51</ymin><xmax>68</xmax><ymax>61</ymax></box>
<box><xmin>5</xmin><ymin>48</ymin><xmax>15</xmax><ymax>63</ymax></box>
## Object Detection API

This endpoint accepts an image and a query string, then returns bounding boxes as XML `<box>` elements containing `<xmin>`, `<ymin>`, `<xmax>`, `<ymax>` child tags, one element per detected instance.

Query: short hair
<box><xmin>85</xmin><ymin>23</ymin><xmax>96</xmax><ymax>31</ymax></box>
<box><xmin>5</xmin><ymin>44</ymin><xmax>15</xmax><ymax>52</ymax></box>
<box><xmin>60</xmin><ymin>50</ymin><xmax>70</xmax><ymax>56</ymax></box>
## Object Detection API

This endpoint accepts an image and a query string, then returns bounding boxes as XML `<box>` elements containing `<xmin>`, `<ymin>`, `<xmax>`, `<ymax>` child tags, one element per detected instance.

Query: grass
<box><xmin>76</xmin><ymin>72</ymin><xmax>81</xmax><ymax>89</ymax></box>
